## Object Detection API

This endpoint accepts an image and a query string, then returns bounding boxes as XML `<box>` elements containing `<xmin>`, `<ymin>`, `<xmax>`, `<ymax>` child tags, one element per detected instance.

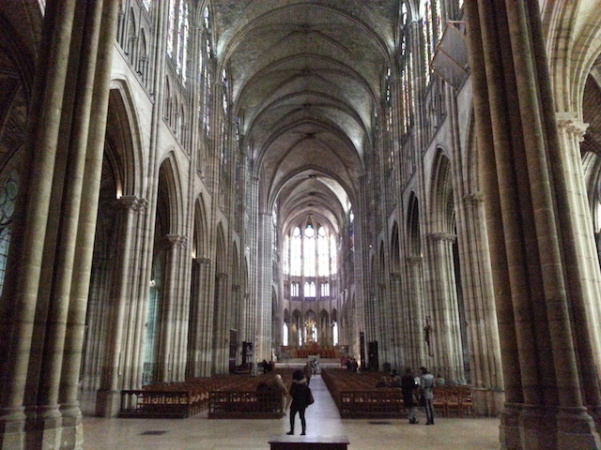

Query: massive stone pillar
<box><xmin>96</xmin><ymin>196</ymin><xmax>145</xmax><ymax>417</ymax></box>
<box><xmin>389</xmin><ymin>272</ymin><xmax>403</xmax><ymax>369</ymax></box>
<box><xmin>465</xmin><ymin>1</ymin><xmax>601</xmax><ymax>447</ymax></box>
<box><xmin>460</xmin><ymin>193</ymin><xmax>504</xmax><ymax>416</ymax></box>
<box><xmin>427</xmin><ymin>232</ymin><xmax>465</xmax><ymax>384</ymax></box>
<box><xmin>195</xmin><ymin>258</ymin><xmax>214</xmax><ymax>376</ymax></box>
<box><xmin>403</xmin><ymin>256</ymin><xmax>427</xmax><ymax>370</ymax></box>
<box><xmin>0</xmin><ymin>0</ymin><xmax>118</xmax><ymax>447</ymax></box>
<box><xmin>212</xmin><ymin>272</ymin><xmax>230</xmax><ymax>373</ymax></box>
<box><xmin>156</xmin><ymin>234</ymin><xmax>188</xmax><ymax>382</ymax></box>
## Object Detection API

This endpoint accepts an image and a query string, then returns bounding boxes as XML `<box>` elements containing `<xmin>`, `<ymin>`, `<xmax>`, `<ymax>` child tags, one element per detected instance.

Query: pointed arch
<box><xmin>107</xmin><ymin>79</ymin><xmax>145</xmax><ymax>196</ymax></box>
<box><xmin>406</xmin><ymin>191</ymin><xmax>421</xmax><ymax>257</ymax></box>
<box><xmin>429</xmin><ymin>148</ymin><xmax>454</xmax><ymax>234</ymax></box>
<box><xmin>157</xmin><ymin>152</ymin><xmax>185</xmax><ymax>233</ymax></box>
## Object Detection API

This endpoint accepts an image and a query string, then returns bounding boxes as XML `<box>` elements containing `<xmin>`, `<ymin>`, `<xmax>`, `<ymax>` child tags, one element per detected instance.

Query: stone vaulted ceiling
<box><xmin>214</xmin><ymin>0</ymin><xmax>397</xmax><ymax>232</ymax></box>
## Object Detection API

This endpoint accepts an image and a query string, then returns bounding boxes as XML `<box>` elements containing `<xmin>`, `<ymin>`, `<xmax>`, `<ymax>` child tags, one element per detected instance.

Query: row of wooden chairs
<box><xmin>321</xmin><ymin>369</ymin><xmax>475</xmax><ymax>418</ymax></box>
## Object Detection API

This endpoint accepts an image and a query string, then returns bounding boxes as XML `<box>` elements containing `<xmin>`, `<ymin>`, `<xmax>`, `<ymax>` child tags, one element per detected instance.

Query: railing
<box><xmin>208</xmin><ymin>390</ymin><xmax>283</xmax><ymax>419</ymax></box>
<box><xmin>119</xmin><ymin>389</ymin><xmax>204</xmax><ymax>418</ymax></box>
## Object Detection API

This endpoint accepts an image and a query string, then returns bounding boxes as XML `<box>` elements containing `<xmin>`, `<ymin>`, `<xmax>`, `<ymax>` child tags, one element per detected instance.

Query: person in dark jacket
<box><xmin>402</xmin><ymin>367</ymin><xmax>419</xmax><ymax>424</ymax></box>
<box><xmin>287</xmin><ymin>369</ymin><xmax>311</xmax><ymax>435</ymax></box>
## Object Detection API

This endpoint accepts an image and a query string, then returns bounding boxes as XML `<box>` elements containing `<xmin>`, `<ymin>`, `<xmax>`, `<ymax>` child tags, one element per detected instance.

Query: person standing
<box><xmin>272</xmin><ymin>373</ymin><xmax>289</xmax><ymax>416</ymax></box>
<box><xmin>402</xmin><ymin>368</ymin><xmax>419</xmax><ymax>424</ymax></box>
<box><xmin>303</xmin><ymin>361</ymin><xmax>313</xmax><ymax>386</ymax></box>
<box><xmin>287</xmin><ymin>370</ymin><xmax>310</xmax><ymax>435</ymax></box>
<box><xmin>420</xmin><ymin>366</ymin><xmax>435</xmax><ymax>425</ymax></box>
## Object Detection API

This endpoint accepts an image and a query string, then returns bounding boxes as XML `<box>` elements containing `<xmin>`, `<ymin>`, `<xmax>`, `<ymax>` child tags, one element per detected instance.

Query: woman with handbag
<box><xmin>287</xmin><ymin>369</ymin><xmax>311</xmax><ymax>435</ymax></box>
<box><xmin>401</xmin><ymin>368</ymin><xmax>420</xmax><ymax>424</ymax></box>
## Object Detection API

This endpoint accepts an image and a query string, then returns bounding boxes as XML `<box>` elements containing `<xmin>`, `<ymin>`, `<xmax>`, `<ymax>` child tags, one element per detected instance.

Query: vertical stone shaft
<box><xmin>59</xmin><ymin>0</ymin><xmax>120</xmax><ymax>442</ymax></box>
<box><xmin>96</xmin><ymin>197</ymin><xmax>139</xmax><ymax>417</ymax></box>
<box><xmin>0</xmin><ymin>0</ymin><xmax>77</xmax><ymax>423</ymax></box>
<box><xmin>466</xmin><ymin>0</ymin><xmax>601</xmax><ymax>447</ymax></box>
<box><xmin>464</xmin><ymin>1</ymin><xmax>524</xmax><ymax>445</ymax></box>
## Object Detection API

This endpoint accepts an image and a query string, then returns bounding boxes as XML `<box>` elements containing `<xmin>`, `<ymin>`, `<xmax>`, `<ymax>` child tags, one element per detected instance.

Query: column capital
<box><xmin>463</xmin><ymin>192</ymin><xmax>484</xmax><ymax>204</ymax></box>
<box><xmin>194</xmin><ymin>257</ymin><xmax>211</xmax><ymax>265</ymax></box>
<box><xmin>165</xmin><ymin>234</ymin><xmax>187</xmax><ymax>248</ymax></box>
<box><xmin>428</xmin><ymin>232</ymin><xmax>456</xmax><ymax>242</ymax></box>
<box><xmin>117</xmin><ymin>195</ymin><xmax>147</xmax><ymax>213</ymax></box>
<box><xmin>556</xmin><ymin>115</ymin><xmax>589</xmax><ymax>142</ymax></box>
<box><xmin>390</xmin><ymin>271</ymin><xmax>402</xmax><ymax>281</ymax></box>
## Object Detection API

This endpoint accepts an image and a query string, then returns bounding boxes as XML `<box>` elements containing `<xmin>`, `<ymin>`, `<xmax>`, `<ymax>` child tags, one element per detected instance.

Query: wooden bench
<box><xmin>268</xmin><ymin>435</ymin><xmax>349</xmax><ymax>450</ymax></box>
<box><xmin>119</xmin><ymin>390</ymin><xmax>202</xmax><ymax>418</ymax></box>
<box><xmin>208</xmin><ymin>390</ymin><xmax>283</xmax><ymax>418</ymax></box>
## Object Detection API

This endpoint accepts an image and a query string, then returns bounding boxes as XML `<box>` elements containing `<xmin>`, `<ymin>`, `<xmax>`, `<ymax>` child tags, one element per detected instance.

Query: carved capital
<box><xmin>428</xmin><ymin>232</ymin><xmax>456</xmax><ymax>242</ymax></box>
<box><xmin>556</xmin><ymin>115</ymin><xmax>589</xmax><ymax>142</ymax></box>
<box><xmin>463</xmin><ymin>192</ymin><xmax>484</xmax><ymax>204</ymax></box>
<box><xmin>165</xmin><ymin>234</ymin><xmax>187</xmax><ymax>248</ymax></box>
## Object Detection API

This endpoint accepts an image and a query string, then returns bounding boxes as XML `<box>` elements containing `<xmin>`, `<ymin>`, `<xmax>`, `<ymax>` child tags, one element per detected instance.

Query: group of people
<box><xmin>401</xmin><ymin>366</ymin><xmax>436</xmax><ymax>425</ymax></box>
<box><xmin>343</xmin><ymin>357</ymin><xmax>359</xmax><ymax>372</ymax></box>
<box><xmin>269</xmin><ymin>364</ymin><xmax>441</xmax><ymax>437</ymax></box>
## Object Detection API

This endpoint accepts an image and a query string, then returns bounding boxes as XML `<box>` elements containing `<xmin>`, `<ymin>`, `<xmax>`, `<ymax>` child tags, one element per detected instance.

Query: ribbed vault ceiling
<box><xmin>215</xmin><ymin>0</ymin><xmax>396</xmax><ymax>232</ymax></box>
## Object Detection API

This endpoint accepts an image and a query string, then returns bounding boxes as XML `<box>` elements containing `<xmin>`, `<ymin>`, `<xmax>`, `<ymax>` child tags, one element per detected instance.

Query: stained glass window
<box><xmin>176</xmin><ymin>0</ymin><xmax>189</xmax><ymax>84</ymax></box>
<box><xmin>167</xmin><ymin>0</ymin><xmax>176</xmax><ymax>58</ymax></box>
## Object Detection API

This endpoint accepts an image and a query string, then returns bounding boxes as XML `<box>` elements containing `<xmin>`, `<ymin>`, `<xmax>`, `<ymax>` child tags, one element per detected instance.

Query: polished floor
<box><xmin>81</xmin><ymin>374</ymin><xmax>500</xmax><ymax>449</ymax></box>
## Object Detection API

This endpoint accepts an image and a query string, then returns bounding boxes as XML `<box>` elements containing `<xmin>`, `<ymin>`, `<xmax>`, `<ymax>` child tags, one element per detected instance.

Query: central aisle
<box><xmin>293</xmin><ymin>372</ymin><xmax>344</xmax><ymax>436</ymax></box>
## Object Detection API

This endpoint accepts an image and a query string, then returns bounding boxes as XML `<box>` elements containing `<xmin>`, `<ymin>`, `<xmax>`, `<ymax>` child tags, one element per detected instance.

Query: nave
<box><xmin>81</xmin><ymin>374</ymin><xmax>498</xmax><ymax>449</ymax></box>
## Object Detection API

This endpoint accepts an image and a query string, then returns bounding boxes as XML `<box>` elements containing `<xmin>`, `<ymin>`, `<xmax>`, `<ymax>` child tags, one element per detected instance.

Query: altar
<box><xmin>280</xmin><ymin>343</ymin><xmax>344</xmax><ymax>360</ymax></box>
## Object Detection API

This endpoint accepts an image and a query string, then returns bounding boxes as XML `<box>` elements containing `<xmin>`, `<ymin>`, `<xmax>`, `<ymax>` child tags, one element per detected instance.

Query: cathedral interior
<box><xmin>1</xmin><ymin>0</ymin><xmax>601</xmax><ymax>448</ymax></box>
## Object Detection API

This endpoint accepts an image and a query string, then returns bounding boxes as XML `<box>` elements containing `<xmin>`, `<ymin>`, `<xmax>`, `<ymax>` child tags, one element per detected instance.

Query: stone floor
<box><xmin>81</xmin><ymin>374</ymin><xmax>500</xmax><ymax>449</ymax></box>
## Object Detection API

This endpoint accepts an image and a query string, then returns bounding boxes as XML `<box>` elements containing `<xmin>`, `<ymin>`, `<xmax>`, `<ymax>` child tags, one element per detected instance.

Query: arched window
<box><xmin>304</xmin><ymin>225</ymin><xmax>316</xmax><ymax>276</ymax></box>
<box><xmin>176</xmin><ymin>0</ymin><xmax>189</xmax><ymax>84</ymax></box>
<box><xmin>422</xmin><ymin>0</ymin><xmax>442</xmax><ymax>84</ymax></box>
<box><xmin>282</xmin><ymin>322</ymin><xmax>289</xmax><ymax>346</ymax></box>
<box><xmin>167</xmin><ymin>0</ymin><xmax>176</xmax><ymax>58</ymax></box>
<box><xmin>291</xmin><ymin>282</ymin><xmax>299</xmax><ymax>297</ymax></box>
<box><xmin>167</xmin><ymin>0</ymin><xmax>190</xmax><ymax>85</ymax></box>
<box><xmin>399</xmin><ymin>1</ymin><xmax>414</xmax><ymax>134</ymax></box>
<box><xmin>0</xmin><ymin>170</ymin><xmax>18</xmax><ymax>297</ymax></box>
<box><xmin>285</xmin><ymin>220</ymin><xmax>338</xmax><ymax>301</ymax></box>
<box><xmin>290</xmin><ymin>227</ymin><xmax>302</xmax><ymax>275</ymax></box>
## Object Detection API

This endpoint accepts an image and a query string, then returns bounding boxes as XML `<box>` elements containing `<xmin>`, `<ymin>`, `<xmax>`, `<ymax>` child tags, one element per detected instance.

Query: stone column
<box><xmin>403</xmin><ymin>256</ymin><xmax>426</xmax><ymax>370</ymax></box>
<box><xmin>212</xmin><ymin>272</ymin><xmax>229</xmax><ymax>373</ymax></box>
<box><xmin>427</xmin><ymin>232</ymin><xmax>464</xmax><ymax>384</ymax></box>
<box><xmin>389</xmin><ymin>272</ymin><xmax>403</xmax><ymax>369</ymax></box>
<box><xmin>461</xmin><ymin>193</ymin><xmax>504</xmax><ymax>416</ymax></box>
<box><xmin>194</xmin><ymin>258</ymin><xmax>214</xmax><ymax>376</ymax></box>
<box><xmin>96</xmin><ymin>196</ymin><xmax>143</xmax><ymax>417</ymax></box>
<box><xmin>257</xmin><ymin>212</ymin><xmax>273</xmax><ymax>362</ymax></box>
<box><xmin>231</xmin><ymin>284</ymin><xmax>241</xmax><ymax>366</ymax></box>
<box><xmin>59</xmin><ymin>1</ymin><xmax>119</xmax><ymax>438</ymax></box>
<box><xmin>155</xmin><ymin>234</ymin><xmax>187</xmax><ymax>382</ymax></box>
<box><xmin>0</xmin><ymin>1</ymin><xmax>78</xmax><ymax>446</ymax></box>
<box><xmin>1</xmin><ymin>0</ymin><xmax>119</xmax><ymax>447</ymax></box>
<box><xmin>555</xmin><ymin>117</ymin><xmax>601</xmax><ymax>421</ymax></box>
<box><xmin>124</xmin><ymin>199</ymin><xmax>150</xmax><ymax>389</ymax></box>
<box><xmin>465</xmin><ymin>1</ymin><xmax>601</xmax><ymax>447</ymax></box>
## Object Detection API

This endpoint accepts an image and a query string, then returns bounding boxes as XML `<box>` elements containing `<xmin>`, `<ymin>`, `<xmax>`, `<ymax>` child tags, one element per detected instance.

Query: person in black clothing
<box><xmin>287</xmin><ymin>369</ymin><xmax>310</xmax><ymax>435</ymax></box>
<box><xmin>402</xmin><ymin>367</ymin><xmax>419</xmax><ymax>424</ymax></box>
